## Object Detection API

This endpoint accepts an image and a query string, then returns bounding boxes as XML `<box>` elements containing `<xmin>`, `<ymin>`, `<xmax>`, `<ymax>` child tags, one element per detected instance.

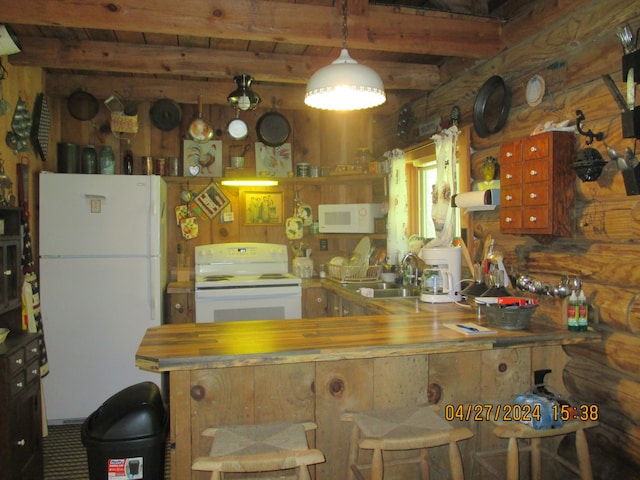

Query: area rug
<box><xmin>44</xmin><ymin>424</ymin><xmax>171</xmax><ymax>480</ymax></box>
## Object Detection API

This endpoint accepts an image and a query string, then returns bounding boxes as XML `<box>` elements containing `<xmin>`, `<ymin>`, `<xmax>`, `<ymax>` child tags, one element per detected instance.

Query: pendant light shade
<box><xmin>305</xmin><ymin>49</ymin><xmax>386</xmax><ymax>111</ymax></box>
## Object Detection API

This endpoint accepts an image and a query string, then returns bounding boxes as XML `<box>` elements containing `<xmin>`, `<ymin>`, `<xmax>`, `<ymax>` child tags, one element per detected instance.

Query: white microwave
<box><xmin>318</xmin><ymin>203</ymin><xmax>383</xmax><ymax>233</ymax></box>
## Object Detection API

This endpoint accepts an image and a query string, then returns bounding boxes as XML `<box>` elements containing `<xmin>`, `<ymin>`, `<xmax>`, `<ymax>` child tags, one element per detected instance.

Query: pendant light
<box><xmin>227</xmin><ymin>74</ymin><xmax>261</xmax><ymax>111</ymax></box>
<box><xmin>305</xmin><ymin>0</ymin><xmax>386</xmax><ymax>111</ymax></box>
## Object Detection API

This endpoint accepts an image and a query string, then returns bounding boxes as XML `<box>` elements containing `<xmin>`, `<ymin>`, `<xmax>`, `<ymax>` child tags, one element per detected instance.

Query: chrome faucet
<box><xmin>401</xmin><ymin>252</ymin><xmax>420</xmax><ymax>286</ymax></box>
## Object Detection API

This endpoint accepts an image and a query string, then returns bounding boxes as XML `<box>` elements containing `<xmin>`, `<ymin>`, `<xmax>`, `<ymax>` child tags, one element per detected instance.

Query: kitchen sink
<box><xmin>342</xmin><ymin>282</ymin><xmax>421</xmax><ymax>298</ymax></box>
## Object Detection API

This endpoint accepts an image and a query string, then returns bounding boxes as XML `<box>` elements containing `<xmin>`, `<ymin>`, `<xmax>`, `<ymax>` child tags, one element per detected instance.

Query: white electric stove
<box><xmin>195</xmin><ymin>242</ymin><xmax>302</xmax><ymax>322</ymax></box>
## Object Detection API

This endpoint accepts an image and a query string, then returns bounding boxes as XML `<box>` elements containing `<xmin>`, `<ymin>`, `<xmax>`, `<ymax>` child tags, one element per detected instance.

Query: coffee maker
<box><xmin>418</xmin><ymin>246</ymin><xmax>462</xmax><ymax>303</ymax></box>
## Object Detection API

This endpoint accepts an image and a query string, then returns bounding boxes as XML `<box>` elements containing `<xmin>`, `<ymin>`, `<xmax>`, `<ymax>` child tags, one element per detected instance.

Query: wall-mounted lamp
<box><xmin>220</xmin><ymin>179</ymin><xmax>278</xmax><ymax>187</ymax></box>
<box><xmin>227</xmin><ymin>74</ymin><xmax>261</xmax><ymax>111</ymax></box>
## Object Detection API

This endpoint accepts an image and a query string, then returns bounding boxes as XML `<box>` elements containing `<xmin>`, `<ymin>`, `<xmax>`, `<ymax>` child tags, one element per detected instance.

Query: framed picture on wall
<box><xmin>183</xmin><ymin>139</ymin><xmax>222</xmax><ymax>177</ymax></box>
<box><xmin>241</xmin><ymin>191</ymin><xmax>284</xmax><ymax>225</ymax></box>
<box><xmin>255</xmin><ymin>142</ymin><xmax>292</xmax><ymax>177</ymax></box>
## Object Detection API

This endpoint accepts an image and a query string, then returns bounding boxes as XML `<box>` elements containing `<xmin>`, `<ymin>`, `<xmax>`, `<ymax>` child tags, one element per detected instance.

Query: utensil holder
<box><xmin>622</xmin><ymin>109</ymin><xmax>640</xmax><ymax>139</ymax></box>
<box><xmin>622</xmin><ymin>163</ymin><xmax>640</xmax><ymax>196</ymax></box>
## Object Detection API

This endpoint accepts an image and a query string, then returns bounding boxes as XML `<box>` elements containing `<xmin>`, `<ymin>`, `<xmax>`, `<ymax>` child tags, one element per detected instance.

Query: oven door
<box><xmin>195</xmin><ymin>284</ymin><xmax>302</xmax><ymax>322</ymax></box>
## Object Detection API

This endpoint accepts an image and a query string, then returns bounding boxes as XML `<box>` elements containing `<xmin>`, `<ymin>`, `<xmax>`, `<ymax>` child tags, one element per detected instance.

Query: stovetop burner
<box><xmin>259</xmin><ymin>273</ymin><xmax>287</xmax><ymax>279</ymax></box>
<box><xmin>201</xmin><ymin>275</ymin><xmax>233</xmax><ymax>282</ymax></box>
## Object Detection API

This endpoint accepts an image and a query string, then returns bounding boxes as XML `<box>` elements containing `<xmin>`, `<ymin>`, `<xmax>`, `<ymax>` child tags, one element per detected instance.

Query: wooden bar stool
<box><xmin>192</xmin><ymin>421</ymin><xmax>325</xmax><ymax>480</ymax></box>
<box><xmin>341</xmin><ymin>405</ymin><xmax>474</xmax><ymax>480</ymax></box>
<box><xmin>473</xmin><ymin>419</ymin><xmax>598</xmax><ymax>480</ymax></box>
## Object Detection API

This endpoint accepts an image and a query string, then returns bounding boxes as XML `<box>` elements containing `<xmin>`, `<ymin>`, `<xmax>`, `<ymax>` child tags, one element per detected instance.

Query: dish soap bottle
<box><xmin>578</xmin><ymin>290</ymin><xmax>588</xmax><ymax>332</ymax></box>
<box><xmin>567</xmin><ymin>290</ymin><xmax>579</xmax><ymax>332</ymax></box>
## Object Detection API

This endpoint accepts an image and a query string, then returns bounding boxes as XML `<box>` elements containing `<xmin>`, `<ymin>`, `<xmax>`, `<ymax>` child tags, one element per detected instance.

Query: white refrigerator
<box><xmin>39</xmin><ymin>172</ymin><xmax>167</xmax><ymax>423</ymax></box>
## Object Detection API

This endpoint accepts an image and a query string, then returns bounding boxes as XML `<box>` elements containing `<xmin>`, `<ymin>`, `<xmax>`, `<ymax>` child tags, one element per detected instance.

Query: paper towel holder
<box><xmin>451</xmin><ymin>189</ymin><xmax>500</xmax><ymax>211</ymax></box>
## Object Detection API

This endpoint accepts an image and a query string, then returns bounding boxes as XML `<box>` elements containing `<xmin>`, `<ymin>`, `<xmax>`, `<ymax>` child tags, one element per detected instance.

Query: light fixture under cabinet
<box><xmin>220</xmin><ymin>179</ymin><xmax>278</xmax><ymax>187</ymax></box>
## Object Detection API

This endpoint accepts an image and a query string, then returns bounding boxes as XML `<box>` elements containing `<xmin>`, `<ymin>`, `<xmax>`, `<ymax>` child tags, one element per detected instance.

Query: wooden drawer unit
<box><xmin>499</xmin><ymin>131</ymin><xmax>576</xmax><ymax>236</ymax></box>
<box><xmin>0</xmin><ymin>333</ymin><xmax>43</xmax><ymax>480</ymax></box>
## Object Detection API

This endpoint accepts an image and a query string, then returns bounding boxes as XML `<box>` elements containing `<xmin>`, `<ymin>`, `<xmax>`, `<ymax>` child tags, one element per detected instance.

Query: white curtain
<box><xmin>427</xmin><ymin>126</ymin><xmax>459</xmax><ymax>247</ymax></box>
<box><xmin>385</xmin><ymin>148</ymin><xmax>408</xmax><ymax>265</ymax></box>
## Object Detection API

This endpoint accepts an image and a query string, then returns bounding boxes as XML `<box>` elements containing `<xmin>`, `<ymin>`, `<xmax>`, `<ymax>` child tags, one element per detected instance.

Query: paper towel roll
<box><xmin>452</xmin><ymin>189</ymin><xmax>499</xmax><ymax>210</ymax></box>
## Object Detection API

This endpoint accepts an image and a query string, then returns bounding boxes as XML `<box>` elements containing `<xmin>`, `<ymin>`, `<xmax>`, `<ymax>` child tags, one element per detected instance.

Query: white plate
<box><xmin>352</xmin><ymin>236</ymin><xmax>371</xmax><ymax>266</ymax></box>
<box><xmin>526</xmin><ymin>75</ymin><xmax>545</xmax><ymax>107</ymax></box>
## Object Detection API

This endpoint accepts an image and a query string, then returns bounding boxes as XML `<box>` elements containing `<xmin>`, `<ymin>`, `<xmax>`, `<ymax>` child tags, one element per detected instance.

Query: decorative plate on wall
<box><xmin>526</xmin><ymin>75</ymin><xmax>546</xmax><ymax>107</ymax></box>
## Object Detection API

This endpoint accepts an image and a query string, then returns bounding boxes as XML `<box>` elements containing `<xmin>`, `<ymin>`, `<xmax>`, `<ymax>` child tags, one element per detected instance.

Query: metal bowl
<box><xmin>481</xmin><ymin>304</ymin><xmax>538</xmax><ymax>330</ymax></box>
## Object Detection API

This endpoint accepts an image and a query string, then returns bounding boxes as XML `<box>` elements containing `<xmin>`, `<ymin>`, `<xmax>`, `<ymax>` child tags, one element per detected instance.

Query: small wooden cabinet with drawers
<box><xmin>0</xmin><ymin>333</ymin><xmax>43</xmax><ymax>480</ymax></box>
<box><xmin>499</xmin><ymin>131</ymin><xmax>576</xmax><ymax>236</ymax></box>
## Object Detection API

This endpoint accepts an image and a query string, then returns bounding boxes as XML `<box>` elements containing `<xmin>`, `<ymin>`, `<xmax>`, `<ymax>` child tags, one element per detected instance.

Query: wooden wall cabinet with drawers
<box><xmin>0</xmin><ymin>333</ymin><xmax>43</xmax><ymax>480</ymax></box>
<box><xmin>499</xmin><ymin>131</ymin><xmax>576</xmax><ymax>237</ymax></box>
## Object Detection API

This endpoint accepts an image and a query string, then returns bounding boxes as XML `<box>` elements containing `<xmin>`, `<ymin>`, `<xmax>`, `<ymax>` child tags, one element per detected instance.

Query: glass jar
<box><xmin>99</xmin><ymin>146</ymin><xmax>115</xmax><ymax>174</ymax></box>
<box><xmin>81</xmin><ymin>145</ymin><xmax>98</xmax><ymax>174</ymax></box>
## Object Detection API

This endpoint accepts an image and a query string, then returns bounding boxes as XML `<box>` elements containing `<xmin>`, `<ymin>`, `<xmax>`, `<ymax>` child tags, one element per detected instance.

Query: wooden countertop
<box><xmin>136</xmin><ymin>305</ymin><xmax>600</xmax><ymax>372</ymax></box>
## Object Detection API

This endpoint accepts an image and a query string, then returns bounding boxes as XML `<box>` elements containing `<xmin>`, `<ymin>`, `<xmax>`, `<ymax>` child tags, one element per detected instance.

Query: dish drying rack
<box><xmin>327</xmin><ymin>264</ymin><xmax>382</xmax><ymax>283</ymax></box>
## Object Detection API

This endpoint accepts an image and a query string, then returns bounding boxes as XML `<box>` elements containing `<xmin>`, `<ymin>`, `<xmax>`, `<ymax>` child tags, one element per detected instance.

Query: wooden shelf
<box><xmin>162</xmin><ymin>174</ymin><xmax>387</xmax><ymax>186</ymax></box>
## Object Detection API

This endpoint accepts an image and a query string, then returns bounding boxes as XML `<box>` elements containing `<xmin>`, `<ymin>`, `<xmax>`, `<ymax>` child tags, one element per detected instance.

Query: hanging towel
<box><xmin>427</xmin><ymin>126</ymin><xmax>459</xmax><ymax>247</ymax></box>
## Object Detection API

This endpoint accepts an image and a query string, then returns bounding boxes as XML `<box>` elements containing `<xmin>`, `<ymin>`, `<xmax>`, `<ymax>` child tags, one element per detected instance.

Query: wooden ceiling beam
<box><xmin>2</xmin><ymin>0</ymin><xmax>504</xmax><ymax>59</ymax></box>
<box><xmin>10</xmin><ymin>37</ymin><xmax>441</xmax><ymax>90</ymax></box>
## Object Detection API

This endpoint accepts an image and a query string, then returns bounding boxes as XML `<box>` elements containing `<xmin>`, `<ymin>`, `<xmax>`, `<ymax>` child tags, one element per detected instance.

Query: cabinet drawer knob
<box><xmin>529</xmin><ymin>169</ymin><xmax>538</xmax><ymax>176</ymax></box>
<box><xmin>529</xmin><ymin>192</ymin><xmax>537</xmax><ymax>199</ymax></box>
<box><xmin>17</xmin><ymin>439</ymin><xmax>26</xmax><ymax>447</ymax></box>
<box><xmin>530</xmin><ymin>146</ymin><xmax>538</xmax><ymax>153</ymax></box>
<box><xmin>15</xmin><ymin>358</ymin><xmax>23</xmax><ymax>365</ymax></box>
<box><xmin>30</xmin><ymin>347</ymin><xmax>38</xmax><ymax>353</ymax></box>
<box><xmin>16</xmin><ymin>381</ymin><xmax>24</xmax><ymax>388</ymax></box>
<box><xmin>3</xmin><ymin>269</ymin><xmax>11</xmax><ymax>276</ymax></box>
<box><xmin>529</xmin><ymin>216</ymin><xmax>537</xmax><ymax>222</ymax></box>
<box><xmin>506</xmin><ymin>195</ymin><xmax>513</xmax><ymax>201</ymax></box>
<box><xmin>505</xmin><ymin>173</ymin><xmax>513</xmax><ymax>179</ymax></box>
<box><xmin>174</xmin><ymin>303</ymin><xmax>183</xmax><ymax>313</ymax></box>
<box><xmin>316</xmin><ymin>297</ymin><xmax>323</xmax><ymax>303</ymax></box>
<box><xmin>505</xmin><ymin>217</ymin><xmax>513</xmax><ymax>223</ymax></box>
<box><xmin>506</xmin><ymin>151</ymin><xmax>513</xmax><ymax>158</ymax></box>
<box><xmin>32</xmin><ymin>368</ymin><xmax>38</xmax><ymax>375</ymax></box>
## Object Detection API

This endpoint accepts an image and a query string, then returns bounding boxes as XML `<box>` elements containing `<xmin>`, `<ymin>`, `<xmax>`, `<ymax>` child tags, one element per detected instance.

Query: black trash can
<box><xmin>81</xmin><ymin>381</ymin><xmax>168</xmax><ymax>480</ymax></box>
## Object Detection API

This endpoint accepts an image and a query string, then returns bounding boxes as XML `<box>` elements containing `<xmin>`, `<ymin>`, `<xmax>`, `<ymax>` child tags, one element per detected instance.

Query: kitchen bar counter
<box><xmin>136</xmin><ymin>309</ymin><xmax>600</xmax><ymax>480</ymax></box>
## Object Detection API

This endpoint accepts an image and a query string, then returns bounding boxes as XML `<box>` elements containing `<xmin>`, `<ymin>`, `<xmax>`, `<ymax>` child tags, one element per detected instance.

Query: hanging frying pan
<box><xmin>473</xmin><ymin>75</ymin><xmax>511</xmax><ymax>138</ymax></box>
<box><xmin>256</xmin><ymin>97</ymin><xmax>290</xmax><ymax>147</ymax></box>
<box><xmin>227</xmin><ymin>111</ymin><xmax>249</xmax><ymax>140</ymax></box>
<box><xmin>188</xmin><ymin>95</ymin><xmax>214</xmax><ymax>143</ymax></box>
<box><xmin>150</xmin><ymin>98</ymin><xmax>182</xmax><ymax>132</ymax></box>
<box><xmin>67</xmin><ymin>89</ymin><xmax>99</xmax><ymax>122</ymax></box>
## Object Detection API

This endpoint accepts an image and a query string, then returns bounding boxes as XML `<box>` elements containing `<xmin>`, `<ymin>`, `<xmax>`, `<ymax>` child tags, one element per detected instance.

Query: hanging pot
<box><xmin>67</xmin><ymin>89</ymin><xmax>99</xmax><ymax>122</ymax></box>
<box><xmin>256</xmin><ymin>97</ymin><xmax>290</xmax><ymax>147</ymax></box>
<box><xmin>227</xmin><ymin>111</ymin><xmax>249</xmax><ymax>140</ymax></box>
<box><xmin>150</xmin><ymin>98</ymin><xmax>182</xmax><ymax>132</ymax></box>
<box><xmin>188</xmin><ymin>95</ymin><xmax>214</xmax><ymax>143</ymax></box>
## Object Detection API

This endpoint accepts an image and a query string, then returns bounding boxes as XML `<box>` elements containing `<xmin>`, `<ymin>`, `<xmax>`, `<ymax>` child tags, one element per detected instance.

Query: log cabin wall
<box><xmin>2</xmin><ymin>0</ymin><xmax>639</xmax><ymax>475</ymax></box>
<box><xmin>371</xmin><ymin>0</ymin><xmax>639</xmax><ymax>476</ymax></box>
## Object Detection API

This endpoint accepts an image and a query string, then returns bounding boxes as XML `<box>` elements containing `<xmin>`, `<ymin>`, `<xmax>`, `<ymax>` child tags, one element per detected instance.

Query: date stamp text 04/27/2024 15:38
<box><xmin>444</xmin><ymin>403</ymin><xmax>600</xmax><ymax>423</ymax></box>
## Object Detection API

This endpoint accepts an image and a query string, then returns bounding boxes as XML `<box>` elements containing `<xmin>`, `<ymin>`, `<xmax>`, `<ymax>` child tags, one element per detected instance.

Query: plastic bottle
<box><xmin>567</xmin><ymin>290</ymin><xmax>579</xmax><ymax>332</ymax></box>
<box><xmin>578</xmin><ymin>290</ymin><xmax>588</xmax><ymax>332</ymax></box>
